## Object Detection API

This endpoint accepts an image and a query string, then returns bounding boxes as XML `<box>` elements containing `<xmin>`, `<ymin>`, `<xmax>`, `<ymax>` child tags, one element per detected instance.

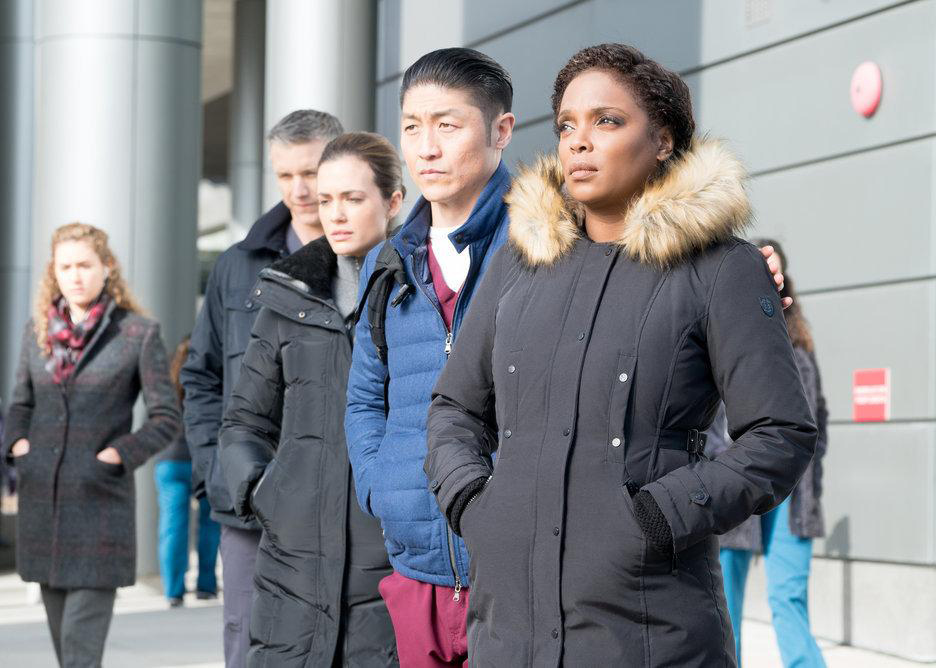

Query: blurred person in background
<box><xmin>2</xmin><ymin>222</ymin><xmax>180</xmax><ymax>667</ymax></box>
<box><xmin>154</xmin><ymin>336</ymin><xmax>220</xmax><ymax>608</ymax></box>
<box><xmin>219</xmin><ymin>132</ymin><xmax>402</xmax><ymax>667</ymax></box>
<box><xmin>181</xmin><ymin>109</ymin><xmax>343</xmax><ymax>668</ymax></box>
<box><xmin>707</xmin><ymin>238</ymin><xmax>829</xmax><ymax>668</ymax></box>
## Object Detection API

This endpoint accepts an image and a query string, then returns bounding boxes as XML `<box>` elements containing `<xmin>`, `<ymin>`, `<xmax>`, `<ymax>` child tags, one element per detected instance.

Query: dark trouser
<box><xmin>220</xmin><ymin>524</ymin><xmax>261</xmax><ymax>668</ymax></box>
<box><xmin>40</xmin><ymin>585</ymin><xmax>116</xmax><ymax>668</ymax></box>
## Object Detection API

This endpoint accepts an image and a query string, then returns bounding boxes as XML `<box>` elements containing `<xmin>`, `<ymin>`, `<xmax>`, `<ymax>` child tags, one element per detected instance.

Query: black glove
<box><xmin>633</xmin><ymin>490</ymin><xmax>674</xmax><ymax>555</ymax></box>
<box><xmin>449</xmin><ymin>476</ymin><xmax>489</xmax><ymax>536</ymax></box>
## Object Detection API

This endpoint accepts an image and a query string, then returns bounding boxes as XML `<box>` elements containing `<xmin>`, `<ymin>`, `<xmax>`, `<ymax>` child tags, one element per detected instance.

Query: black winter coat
<box><xmin>219</xmin><ymin>239</ymin><xmax>396</xmax><ymax>668</ymax></box>
<box><xmin>182</xmin><ymin>203</ymin><xmax>290</xmax><ymax>528</ymax></box>
<box><xmin>425</xmin><ymin>141</ymin><xmax>818</xmax><ymax>667</ymax></box>
<box><xmin>706</xmin><ymin>346</ymin><xmax>828</xmax><ymax>549</ymax></box>
<box><xmin>2</xmin><ymin>304</ymin><xmax>180</xmax><ymax>588</ymax></box>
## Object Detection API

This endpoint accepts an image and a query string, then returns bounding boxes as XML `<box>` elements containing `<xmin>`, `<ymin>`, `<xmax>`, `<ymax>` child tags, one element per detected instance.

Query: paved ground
<box><xmin>0</xmin><ymin>570</ymin><xmax>927</xmax><ymax>667</ymax></box>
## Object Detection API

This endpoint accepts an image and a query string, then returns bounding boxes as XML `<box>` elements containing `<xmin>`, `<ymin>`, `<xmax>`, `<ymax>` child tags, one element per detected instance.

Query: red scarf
<box><xmin>46</xmin><ymin>294</ymin><xmax>110</xmax><ymax>384</ymax></box>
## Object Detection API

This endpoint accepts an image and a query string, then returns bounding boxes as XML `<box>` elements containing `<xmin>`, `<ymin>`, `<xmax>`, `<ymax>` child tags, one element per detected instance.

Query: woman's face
<box><xmin>53</xmin><ymin>239</ymin><xmax>108</xmax><ymax>312</ymax></box>
<box><xmin>317</xmin><ymin>155</ymin><xmax>401</xmax><ymax>257</ymax></box>
<box><xmin>557</xmin><ymin>69</ymin><xmax>673</xmax><ymax>214</ymax></box>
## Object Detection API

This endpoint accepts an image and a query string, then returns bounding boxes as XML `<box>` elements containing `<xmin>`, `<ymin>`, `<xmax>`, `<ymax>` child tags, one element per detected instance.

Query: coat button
<box><xmin>611</xmin><ymin>437</ymin><xmax>621</xmax><ymax>447</ymax></box>
<box><xmin>455</xmin><ymin>234</ymin><xmax>464</xmax><ymax>244</ymax></box>
<box><xmin>298</xmin><ymin>311</ymin><xmax>306</xmax><ymax>318</ymax></box>
<box><xmin>430</xmin><ymin>480</ymin><xmax>440</xmax><ymax>491</ymax></box>
<box><xmin>255</xmin><ymin>289</ymin><xmax>261</xmax><ymax>296</ymax></box>
<box><xmin>563</xmin><ymin>428</ymin><xmax>570</xmax><ymax>436</ymax></box>
<box><xmin>605</xmin><ymin>247</ymin><xmax>613</xmax><ymax>256</ymax></box>
<box><xmin>245</xmin><ymin>299</ymin><xmax>254</xmax><ymax>309</ymax></box>
<box><xmin>324</xmin><ymin>318</ymin><xmax>331</xmax><ymax>324</ymax></box>
<box><xmin>618</xmin><ymin>373</ymin><xmax>628</xmax><ymax>382</ymax></box>
<box><xmin>577</xmin><ymin>332</ymin><xmax>585</xmax><ymax>341</ymax></box>
<box><xmin>507</xmin><ymin>364</ymin><xmax>516</xmax><ymax>374</ymax></box>
<box><xmin>504</xmin><ymin>429</ymin><xmax>512</xmax><ymax>438</ymax></box>
<box><xmin>553</xmin><ymin>527</ymin><xmax>560</xmax><ymax>536</ymax></box>
<box><xmin>551</xmin><ymin>628</ymin><xmax>559</xmax><ymax>639</ymax></box>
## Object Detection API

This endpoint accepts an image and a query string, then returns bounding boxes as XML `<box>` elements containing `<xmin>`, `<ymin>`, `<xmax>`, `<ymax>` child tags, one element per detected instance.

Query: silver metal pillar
<box><xmin>262</xmin><ymin>0</ymin><xmax>376</xmax><ymax>208</ymax></box>
<box><xmin>0</xmin><ymin>0</ymin><xmax>33</xmax><ymax>405</ymax></box>
<box><xmin>33</xmin><ymin>0</ymin><xmax>204</xmax><ymax>576</ymax></box>
<box><xmin>229</xmin><ymin>0</ymin><xmax>265</xmax><ymax>236</ymax></box>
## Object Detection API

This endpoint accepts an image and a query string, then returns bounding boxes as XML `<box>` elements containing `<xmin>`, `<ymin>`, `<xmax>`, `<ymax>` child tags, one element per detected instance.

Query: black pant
<box><xmin>40</xmin><ymin>585</ymin><xmax>116</xmax><ymax>667</ymax></box>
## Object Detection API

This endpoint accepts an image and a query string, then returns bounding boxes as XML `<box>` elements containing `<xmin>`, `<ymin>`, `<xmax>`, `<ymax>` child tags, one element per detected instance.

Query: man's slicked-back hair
<box><xmin>399</xmin><ymin>48</ymin><xmax>513</xmax><ymax>127</ymax></box>
<box><xmin>267</xmin><ymin>109</ymin><xmax>344</xmax><ymax>145</ymax></box>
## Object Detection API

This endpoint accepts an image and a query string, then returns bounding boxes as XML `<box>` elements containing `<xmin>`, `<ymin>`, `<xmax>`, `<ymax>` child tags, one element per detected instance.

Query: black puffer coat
<box><xmin>424</xmin><ymin>140</ymin><xmax>817</xmax><ymax>667</ymax></box>
<box><xmin>219</xmin><ymin>238</ymin><xmax>396</xmax><ymax>668</ymax></box>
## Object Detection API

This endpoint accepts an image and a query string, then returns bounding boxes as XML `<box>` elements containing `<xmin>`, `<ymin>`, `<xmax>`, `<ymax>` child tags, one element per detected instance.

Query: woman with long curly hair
<box><xmin>2</xmin><ymin>222</ymin><xmax>180</xmax><ymax>667</ymax></box>
<box><xmin>707</xmin><ymin>238</ymin><xmax>829</xmax><ymax>667</ymax></box>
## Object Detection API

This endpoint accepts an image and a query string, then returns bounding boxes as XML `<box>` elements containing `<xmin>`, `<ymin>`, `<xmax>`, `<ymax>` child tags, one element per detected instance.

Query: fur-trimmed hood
<box><xmin>259</xmin><ymin>236</ymin><xmax>337</xmax><ymax>301</ymax></box>
<box><xmin>506</xmin><ymin>138</ymin><xmax>751</xmax><ymax>268</ymax></box>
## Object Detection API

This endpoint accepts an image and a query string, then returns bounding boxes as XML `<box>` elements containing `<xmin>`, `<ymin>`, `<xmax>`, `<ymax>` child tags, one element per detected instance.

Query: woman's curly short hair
<box><xmin>552</xmin><ymin>44</ymin><xmax>695</xmax><ymax>166</ymax></box>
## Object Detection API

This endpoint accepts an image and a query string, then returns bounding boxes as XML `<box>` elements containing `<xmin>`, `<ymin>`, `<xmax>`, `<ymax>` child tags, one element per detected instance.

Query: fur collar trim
<box><xmin>262</xmin><ymin>236</ymin><xmax>336</xmax><ymax>299</ymax></box>
<box><xmin>505</xmin><ymin>138</ymin><xmax>751</xmax><ymax>268</ymax></box>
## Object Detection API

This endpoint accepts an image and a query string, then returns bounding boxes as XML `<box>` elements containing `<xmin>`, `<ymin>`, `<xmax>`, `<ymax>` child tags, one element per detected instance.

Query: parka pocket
<box><xmin>607</xmin><ymin>353</ymin><xmax>637</xmax><ymax>464</ymax></box>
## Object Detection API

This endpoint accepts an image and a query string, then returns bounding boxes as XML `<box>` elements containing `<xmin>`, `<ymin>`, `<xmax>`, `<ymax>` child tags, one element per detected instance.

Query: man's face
<box><xmin>400</xmin><ymin>85</ymin><xmax>504</xmax><ymax>207</ymax></box>
<box><xmin>269</xmin><ymin>139</ymin><xmax>328</xmax><ymax>230</ymax></box>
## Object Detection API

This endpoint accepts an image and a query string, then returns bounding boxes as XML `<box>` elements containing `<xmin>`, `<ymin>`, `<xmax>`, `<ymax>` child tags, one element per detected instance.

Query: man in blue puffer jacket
<box><xmin>345</xmin><ymin>48</ymin><xmax>514</xmax><ymax>666</ymax></box>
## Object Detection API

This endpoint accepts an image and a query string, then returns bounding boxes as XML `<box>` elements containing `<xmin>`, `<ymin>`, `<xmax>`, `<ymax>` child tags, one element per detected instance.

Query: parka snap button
<box><xmin>618</xmin><ymin>373</ymin><xmax>628</xmax><ymax>382</ymax></box>
<box><xmin>577</xmin><ymin>332</ymin><xmax>585</xmax><ymax>341</ymax></box>
<box><xmin>605</xmin><ymin>247</ymin><xmax>613</xmax><ymax>256</ymax></box>
<box><xmin>553</xmin><ymin>527</ymin><xmax>560</xmax><ymax>536</ymax></box>
<box><xmin>430</xmin><ymin>480</ymin><xmax>440</xmax><ymax>491</ymax></box>
<box><xmin>324</xmin><ymin>318</ymin><xmax>331</xmax><ymax>324</ymax></box>
<box><xmin>504</xmin><ymin>429</ymin><xmax>512</xmax><ymax>438</ymax></box>
<box><xmin>298</xmin><ymin>311</ymin><xmax>306</xmax><ymax>318</ymax></box>
<box><xmin>255</xmin><ymin>289</ymin><xmax>261</xmax><ymax>296</ymax></box>
<box><xmin>611</xmin><ymin>437</ymin><xmax>621</xmax><ymax>447</ymax></box>
<box><xmin>551</xmin><ymin>628</ymin><xmax>559</xmax><ymax>639</ymax></box>
<box><xmin>563</xmin><ymin>428</ymin><xmax>570</xmax><ymax>436</ymax></box>
<box><xmin>455</xmin><ymin>234</ymin><xmax>464</xmax><ymax>244</ymax></box>
<box><xmin>245</xmin><ymin>299</ymin><xmax>254</xmax><ymax>309</ymax></box>
<box><xmin>507</xmin><ymin>365</ymin><xmax>516</xmax><ymax>374</ymax></box>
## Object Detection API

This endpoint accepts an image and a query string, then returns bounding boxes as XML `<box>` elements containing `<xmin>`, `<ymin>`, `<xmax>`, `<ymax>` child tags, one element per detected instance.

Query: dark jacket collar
<box><xmin>391</xmin><ymin>161</ymin><xmax>511</xmax><ymax>260</ymax></box>
<box><xmin>237</xmin><ymin>201</ymin><xmax>292</xmax><ymax>253</ymax></box>
<box><xmin>258</xmin><ymin>236</ymin><xmax>336</xmax><ymax>301</ymax></box>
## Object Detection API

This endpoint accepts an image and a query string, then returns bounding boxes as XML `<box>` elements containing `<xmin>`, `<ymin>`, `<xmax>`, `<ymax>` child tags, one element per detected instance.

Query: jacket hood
<box><xmin>260</xmin><ymin>236</ymin><xmax>336</xmax><ymax>301</ymax></box>
<box><xmin>391</xmin><ymin>161</ymin><xmax>511</xmax><ymax>260</ymax></box>
<box><xmin>237</xmin><ymin>201</ymin><xmax>292</xmax><ymax>253</ymax></box>
<box><xmin>505</xmin><ymin>138</ymin><xmax>751</xmax><ymax>268</ymax></box>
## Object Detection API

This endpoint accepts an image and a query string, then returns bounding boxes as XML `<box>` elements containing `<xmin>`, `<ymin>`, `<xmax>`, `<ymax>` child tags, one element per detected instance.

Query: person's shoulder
<box><xmin>690</xmin><ymin>237</ymin><xmax>765</xmax><ymax>287</ymax></box>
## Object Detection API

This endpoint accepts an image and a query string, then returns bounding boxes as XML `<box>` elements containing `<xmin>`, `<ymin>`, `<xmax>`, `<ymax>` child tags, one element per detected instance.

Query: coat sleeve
<box><xmin>344</xmin><ymin>247</ymin><xmax>390</xmax><ymax>516</ymax></box>
<box><xmin>423</xmin><ymin>248</ymin><xmax>508</xmax><ymax>521</ymax></box>
<box><xmin>110</xmin><ymin>322</ymin><xmax>182</xmax><ymax>471</ymax></box>
<box><xmin>2</xmin><ymin>323</ymin><xmax>36</xmax><ymax>464</ymax></box>
<box><xmin>641</xmin><ymin>243</ymin><xmax>818</xmax><ymax>552</ymax></box>
<box><xmin>181</xmin><ymin>257</ymin><xmax>226</xmax><ymax>498</ymax></box>
<box><xmin>219</xmin><ymin>308</ymin><xmax>283</xmax><ymax>519</ymax></box>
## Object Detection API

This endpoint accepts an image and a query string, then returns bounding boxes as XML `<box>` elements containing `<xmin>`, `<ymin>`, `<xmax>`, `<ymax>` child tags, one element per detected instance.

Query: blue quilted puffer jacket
<box><xmin>345</xmin><ymin>162</ymin><xmax>511</xmax><ymax>587</ymax></box>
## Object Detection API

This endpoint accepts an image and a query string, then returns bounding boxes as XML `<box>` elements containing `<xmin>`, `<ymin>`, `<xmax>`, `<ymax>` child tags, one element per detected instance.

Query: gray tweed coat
<box><xmin>1</xmin><ymin>303</ymin><xmax>180</xmax><ymax>588</ymax></box>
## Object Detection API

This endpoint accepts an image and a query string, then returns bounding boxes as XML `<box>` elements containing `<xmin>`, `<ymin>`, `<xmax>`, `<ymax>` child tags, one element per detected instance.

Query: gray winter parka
<box><xmin>219</xmin><ymin>238</ymin><xmax>396</xmax><ymax>668</ymax></box>
<box><xmin>424</xmin><ymin>140</ymin><xmax>818</xmax><ymax>667</ymax></box>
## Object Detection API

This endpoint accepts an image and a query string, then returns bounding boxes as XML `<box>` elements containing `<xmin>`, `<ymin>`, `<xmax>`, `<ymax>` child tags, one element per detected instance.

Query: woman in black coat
<box><xmin>424</xmin><ymin>44</ymin><xmax>818</xmax><ymax>666</ymax></box>
<box><xmin>2</xmin><ymin>222</ymin><xmax>180</xmax><ymax>667</ymax></box>
<box><xmin>219</xmin><ymin>132</ymin><xmax>403</xmax><ymax>667</ymax></box>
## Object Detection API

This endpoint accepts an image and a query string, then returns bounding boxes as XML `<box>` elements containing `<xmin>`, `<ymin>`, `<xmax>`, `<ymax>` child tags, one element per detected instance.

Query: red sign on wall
<box><xmin>852</xmin><ymin>368</ymin><xmax>890</xmax><ymax>422</ymax></box>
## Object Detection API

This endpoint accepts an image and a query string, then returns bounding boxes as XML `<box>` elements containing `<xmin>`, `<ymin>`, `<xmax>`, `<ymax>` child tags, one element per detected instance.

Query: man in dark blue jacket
<box><xmin>182</xmin><ymin>109</ymin><xmax>342</xmax><ymax>668</ymax></box>
<box><xmin>345</xmin><ymin>48</ymin><xmax>515</xmax><ymax>666</ymax></box>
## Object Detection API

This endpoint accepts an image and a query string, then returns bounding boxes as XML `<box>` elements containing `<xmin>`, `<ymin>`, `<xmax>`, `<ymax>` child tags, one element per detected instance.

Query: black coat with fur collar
<box><xmin>424</xmin><ymin>140</ymin><xmax>817</xmax><ymax>667</ymax></box>
<box><xmin>219</xmin><ymin>238</ymin><xmax>396</xmax><ymax>667</ymax></box>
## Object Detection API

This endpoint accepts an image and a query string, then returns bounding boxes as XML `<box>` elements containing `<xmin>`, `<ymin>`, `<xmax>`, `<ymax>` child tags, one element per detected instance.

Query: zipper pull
<box><xmin>453</xmin><ymin>579</ymin><xmax>462</xmax><ymax>602</ymax></box>
<box><xmin>444</xmin><ymin>331</ymin><xmax>453</xmax><ymax>357</ymax></box>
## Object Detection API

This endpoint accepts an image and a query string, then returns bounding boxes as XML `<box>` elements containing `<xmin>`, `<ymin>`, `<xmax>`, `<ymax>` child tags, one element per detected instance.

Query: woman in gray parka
<box><xmin>424</xmin><ymin>44</ymin><xmax>818</xmax><ymax>667</ymax></box>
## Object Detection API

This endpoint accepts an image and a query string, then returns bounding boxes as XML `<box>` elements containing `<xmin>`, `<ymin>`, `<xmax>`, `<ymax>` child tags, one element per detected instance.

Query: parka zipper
<box><xmin>412</xmin><ymin>258</ymin><xmax>469</xmax><ymax>601</ymax></box>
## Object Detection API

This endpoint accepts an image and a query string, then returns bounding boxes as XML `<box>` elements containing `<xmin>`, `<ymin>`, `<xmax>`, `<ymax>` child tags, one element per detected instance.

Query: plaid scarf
<box><xmin>46</xmin><ymin>293</ymin><xmax>110</xmax><ymax>384</ymax></box>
